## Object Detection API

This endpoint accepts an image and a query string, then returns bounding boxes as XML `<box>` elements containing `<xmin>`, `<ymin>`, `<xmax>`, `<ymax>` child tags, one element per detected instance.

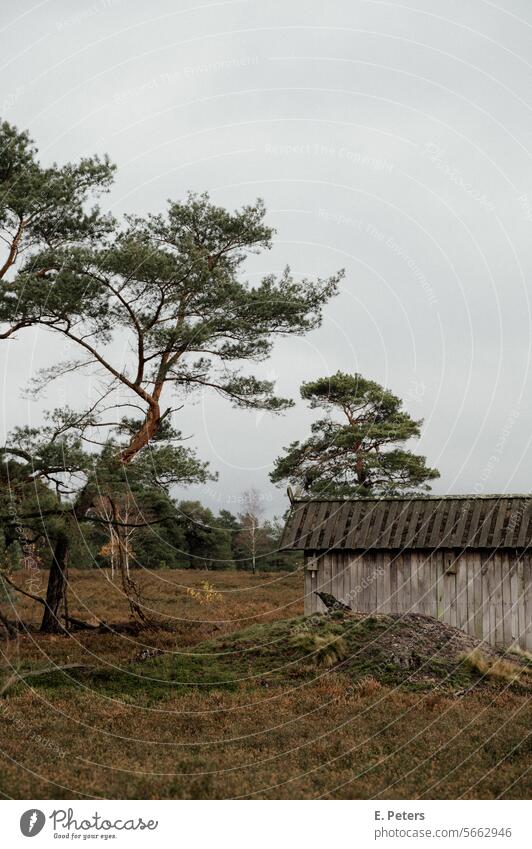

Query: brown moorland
<box><xmin>0</xmin><ymin>568</ymin><xmax>530</xmax><ymax>800</ymax></box>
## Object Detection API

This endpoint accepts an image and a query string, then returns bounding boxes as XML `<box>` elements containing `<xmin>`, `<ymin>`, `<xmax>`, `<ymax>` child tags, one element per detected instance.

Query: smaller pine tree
<box><xmin>270</xmin><ymin>372</ymin><xmax>439</xmax><ymax>497</ymax></box>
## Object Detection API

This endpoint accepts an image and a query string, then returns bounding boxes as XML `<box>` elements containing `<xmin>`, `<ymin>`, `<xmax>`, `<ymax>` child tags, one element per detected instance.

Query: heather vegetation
<box><xmin>1</xmin><ymin>569</ymin><xmax>530</xmax><ymax>799</ymax></box>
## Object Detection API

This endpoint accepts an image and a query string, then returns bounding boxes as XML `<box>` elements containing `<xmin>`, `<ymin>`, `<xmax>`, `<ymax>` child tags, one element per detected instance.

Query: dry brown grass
<box><xmin>0</xmin><ymin>568</ymin><xmax>530</xmax><ymax>800</ymax></box>
<box><xmin>460</xmin><ymin>649</ymin><xmax>531</xmax><ymax>685</ymax></box>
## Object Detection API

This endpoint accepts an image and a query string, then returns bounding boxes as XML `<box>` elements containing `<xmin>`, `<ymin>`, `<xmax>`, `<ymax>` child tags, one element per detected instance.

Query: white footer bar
<box><xmin>3</xmin><ymin>799</ymin><xmax>529</xmax><ymax>848</ymax></box>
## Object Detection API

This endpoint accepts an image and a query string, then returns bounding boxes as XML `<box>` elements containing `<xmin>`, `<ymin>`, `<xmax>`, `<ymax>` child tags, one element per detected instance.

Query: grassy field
<box><xmin>0</xmin><ymin>568</ymin><xmax>530</xmax><ymax>800</ymax></box>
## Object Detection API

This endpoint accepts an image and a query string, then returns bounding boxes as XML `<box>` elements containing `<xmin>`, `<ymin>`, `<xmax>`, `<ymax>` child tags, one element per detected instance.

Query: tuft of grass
<box><xmin>507</xmin><ymin>645</ymin><xmax>532</xmax><ymax>664</ymax></box>
<box><xmin>460</xmin><ymin>649</ymin><xmax>529</xmax><ymax>685</ymax></box>
<box><xmin>351</xmin><ymin>676</ymin><xmax>382</xmax><ymax>697</ymax></box>
<box><xmin>289</xmin><ymin>632</ymin><xmax>349</xmax><ymax>668</ymax></box>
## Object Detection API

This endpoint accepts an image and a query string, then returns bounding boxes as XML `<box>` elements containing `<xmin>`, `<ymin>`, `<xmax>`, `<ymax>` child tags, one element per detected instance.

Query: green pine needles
<box><xmin>270</xmin><ymin>371</ymin><xmax>440</xmax><ymax>497</ymax></box>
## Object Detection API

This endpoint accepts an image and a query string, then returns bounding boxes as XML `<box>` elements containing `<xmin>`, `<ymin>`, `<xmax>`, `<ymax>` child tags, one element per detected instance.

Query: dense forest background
<box><xmin>2</xmin><ymin>491</ymin><xmax>299</xmax><ymax>575</ymax></box>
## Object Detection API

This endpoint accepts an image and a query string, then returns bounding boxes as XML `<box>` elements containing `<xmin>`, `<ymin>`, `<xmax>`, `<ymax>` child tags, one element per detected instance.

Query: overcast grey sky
<box><xmin>2</xmin><ymin>0</ymin><xmax>532</xmax><ymax>516</ymax></box>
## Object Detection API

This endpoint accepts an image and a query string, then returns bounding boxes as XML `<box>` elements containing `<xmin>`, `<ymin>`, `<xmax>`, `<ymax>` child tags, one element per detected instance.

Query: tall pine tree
<box><xmin>0</xmin><ymin>121</ymin><xmax>342</xmax><ymax>630</ymax></box>
<box><xmin>271</xmin><ymin>372</ymin><xmax>439</xmax><ymax>497</ymax></box>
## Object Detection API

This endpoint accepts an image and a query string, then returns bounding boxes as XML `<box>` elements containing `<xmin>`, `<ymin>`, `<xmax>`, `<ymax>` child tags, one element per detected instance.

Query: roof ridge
<box><xmin>291</xmin><ymin>493</ymin><xmax>532</xmax><ymax>503</ymax></box>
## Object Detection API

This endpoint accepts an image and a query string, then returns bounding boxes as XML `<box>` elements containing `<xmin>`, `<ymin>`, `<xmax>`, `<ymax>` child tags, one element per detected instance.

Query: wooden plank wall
<box><xmin>304</xmin><ymin>550</ymin><xmax>532</xmax><ymax>650</ymax></box>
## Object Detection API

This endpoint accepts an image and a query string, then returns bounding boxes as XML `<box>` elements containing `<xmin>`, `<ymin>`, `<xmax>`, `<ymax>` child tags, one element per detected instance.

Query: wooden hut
<box><xmin>282</xmin><ymin>495</ymin><xmax>532</xmax><ymax>649</ymax></box>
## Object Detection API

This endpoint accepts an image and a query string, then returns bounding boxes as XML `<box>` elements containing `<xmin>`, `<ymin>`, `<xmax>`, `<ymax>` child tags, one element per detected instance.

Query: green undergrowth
<box><xmin>6</xmin><ymin>612</ymin><xmax>530</xmax><ymax>703</ymax></box>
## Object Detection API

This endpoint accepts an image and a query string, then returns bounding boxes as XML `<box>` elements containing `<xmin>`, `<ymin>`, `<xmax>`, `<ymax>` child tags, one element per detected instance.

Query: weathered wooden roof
<box><xmin>281</xmin><ymin>495</ymin><xmax>532</xmax><ymax>551</ymax></box>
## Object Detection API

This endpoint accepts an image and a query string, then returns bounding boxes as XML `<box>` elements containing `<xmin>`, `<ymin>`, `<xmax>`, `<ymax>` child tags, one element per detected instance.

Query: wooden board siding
<box><xmin>304</xmin><ymin>549</ymin><xmax>532</xmax><ymax>650</ymax></box>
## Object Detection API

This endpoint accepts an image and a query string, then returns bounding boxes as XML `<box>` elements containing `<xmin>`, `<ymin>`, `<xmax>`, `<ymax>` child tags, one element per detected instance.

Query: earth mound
<box><xmin>13</xmin><ymin>610</ymin><xmax>531</xmax><ymax>698</ymax></box>
<box><xmin>185</xmin><ymin>609</ymin><xmax>532</xmax><ymax>694</ymax></box>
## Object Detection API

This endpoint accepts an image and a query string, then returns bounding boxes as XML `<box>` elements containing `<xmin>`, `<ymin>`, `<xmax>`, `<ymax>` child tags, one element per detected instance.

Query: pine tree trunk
<box><xmin>39</xmin><ymin>400</ymin><xmax>161</xmax><ymax>634</ymax></box>
<box><xmin>40</xmin><ymin>532</ymin><xmax>69</xmax><ymax>633</ymax></box>
<box><xmin>40</xmin><ymin>485</ymin><xmax>94</xmax><ymax>633</ymax></box>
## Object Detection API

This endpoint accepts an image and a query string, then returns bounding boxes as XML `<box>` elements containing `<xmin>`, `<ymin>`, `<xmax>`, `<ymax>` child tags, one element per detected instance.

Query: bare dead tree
<box><xmin>235</xmin><ymin>489</ymin><xmax>269</xmax><ymax>574</ymax></box>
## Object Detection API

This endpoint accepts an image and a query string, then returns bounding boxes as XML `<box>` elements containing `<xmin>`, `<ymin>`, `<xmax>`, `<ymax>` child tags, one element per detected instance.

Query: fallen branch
<box><xmin>1</xmin><ymin>574</ymin><xmax>102</xmax><ymax>631</ymax></box>
<box><xmin>453</xmin><ymin>684</ymin><xmax>479</xmax><ymax>698</ymax></box>
<box><xmin>1</xmin><ymin>572</ymin><xmax>47</xmax><ymax>606</ymax></box>
<box><xmin>63</xmin><ymin>615</ymin><xmax>100</xmax><ymax>631</ymax></box>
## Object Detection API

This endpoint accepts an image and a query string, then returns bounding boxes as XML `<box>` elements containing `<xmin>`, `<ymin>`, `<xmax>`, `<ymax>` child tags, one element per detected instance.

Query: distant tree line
<box><xmin>1</xmin><ymin>486</ymin><xmax>299</xmax><ymax>576</ymax></box>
